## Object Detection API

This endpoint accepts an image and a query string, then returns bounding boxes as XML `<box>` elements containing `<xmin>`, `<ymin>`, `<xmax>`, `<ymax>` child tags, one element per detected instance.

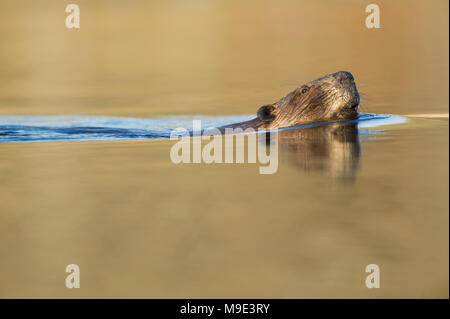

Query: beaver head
<box><xmin>257</xmin><ymin>71</ymin><xmax>360</xmax><ymax>128</ymax></box>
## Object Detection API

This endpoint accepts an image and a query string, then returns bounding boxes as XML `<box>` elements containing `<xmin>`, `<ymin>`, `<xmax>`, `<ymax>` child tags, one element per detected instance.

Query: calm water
<box><xmin>0</xmin><ymin>113</ymin><xmax>405</xmax><ymax>142</ymax></box>
<box><xmin>0</xmin><ymin>0</ymin><xmax>448</xmax><ymax>298</ymax></box>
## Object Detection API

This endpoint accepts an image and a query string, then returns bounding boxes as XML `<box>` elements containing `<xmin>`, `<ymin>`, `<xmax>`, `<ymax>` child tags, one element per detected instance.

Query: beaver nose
<box><xmin>350</xmin><ymin>95</ymin><xmax>360</xmax><ymax>109</ymax></box>
<box><xmin>334</xmin><ymin>71</ymin><xmax>355</xmax><ymax>85</ymax></box>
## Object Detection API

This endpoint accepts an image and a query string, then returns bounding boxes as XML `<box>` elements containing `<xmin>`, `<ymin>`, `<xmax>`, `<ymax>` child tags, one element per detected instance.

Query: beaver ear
<box><xmin>257</xmin><ymin>104</ymin><xmax>277</xmax><ymax>122</ymax></box>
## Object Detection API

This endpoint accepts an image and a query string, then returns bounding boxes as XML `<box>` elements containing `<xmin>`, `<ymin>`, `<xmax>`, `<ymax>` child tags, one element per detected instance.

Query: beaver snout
<box><xmin>334</xmin><ymin>71</ymin><xmax>355</xmax><ymax>85</ymax></box>
<box><xmin>350</xmin><ymin>94</ymin><xmax>360</xmax><ymax>109</ymax></box>
<box><xmin>333</xmin><ymin>71</ymin><xmax>359</xmax><ymax>109</ymax></box>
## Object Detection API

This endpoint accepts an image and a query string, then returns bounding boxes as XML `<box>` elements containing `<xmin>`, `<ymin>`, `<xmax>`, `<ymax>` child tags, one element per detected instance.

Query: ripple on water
<box><xmin>0</xmin><ymin>113</ymin><xmax>407</xmax><ymax>143</ymax></box>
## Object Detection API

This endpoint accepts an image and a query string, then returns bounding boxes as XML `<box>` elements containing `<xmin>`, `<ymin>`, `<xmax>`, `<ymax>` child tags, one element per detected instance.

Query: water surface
<box><xmin>0</xmin><ymin>113</ymin><xmax>406</xmax><ymax>142</ymax></box>
<box><xmin>0</xmin><ymin>0</ymin><xmax>448</xmax><ymax>298</ymax></box>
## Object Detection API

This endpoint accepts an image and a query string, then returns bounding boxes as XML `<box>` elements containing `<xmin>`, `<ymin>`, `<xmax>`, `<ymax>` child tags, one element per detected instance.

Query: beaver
<box><xmin>221</xmin><ymin>71</ymin><xmax>360</xmax><ymax>131</ymax></box>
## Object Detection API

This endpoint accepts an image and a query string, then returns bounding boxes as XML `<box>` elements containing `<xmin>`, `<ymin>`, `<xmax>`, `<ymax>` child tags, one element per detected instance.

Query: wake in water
<box><xmin>0</xmin><ymin>113</ymin><xmax>407</xmax><ymax>143</ymax></box>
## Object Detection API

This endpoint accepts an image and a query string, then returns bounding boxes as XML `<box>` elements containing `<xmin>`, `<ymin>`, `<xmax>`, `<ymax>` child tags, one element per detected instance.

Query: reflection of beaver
<box><xmin>275</xmin><ymin>123</ymin><xmax>361</xmax><ymax>180</ymax></box>
<box><xmin>221</xmin><ymin>71</ymin><xmax>360</xmax><ymax>131</ymax></box>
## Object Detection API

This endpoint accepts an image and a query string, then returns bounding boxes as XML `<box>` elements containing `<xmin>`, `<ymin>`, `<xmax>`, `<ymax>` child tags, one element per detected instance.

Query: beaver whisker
<box><xmin>356</xmin><ymin>91</ymin><xmax>368</xmax><ymax>113</ymax></box>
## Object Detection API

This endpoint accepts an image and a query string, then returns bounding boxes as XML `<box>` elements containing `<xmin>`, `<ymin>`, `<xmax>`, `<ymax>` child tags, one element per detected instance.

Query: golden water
<box><xmin>0</xmin><ymin>0</ymin><xmax>448</xmax><ymax>298</ymax></box>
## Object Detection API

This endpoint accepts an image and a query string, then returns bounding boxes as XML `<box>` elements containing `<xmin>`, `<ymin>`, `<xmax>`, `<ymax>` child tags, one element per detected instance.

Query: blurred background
<box><xmin>0</xmin><ymin>0</ymin><xmax>448</xmax><ymax>298</ymax></box>
<box><xmin>0</xmin><ymin>0</ymin><xmax>448</xmax><ymax>117</ymax></box>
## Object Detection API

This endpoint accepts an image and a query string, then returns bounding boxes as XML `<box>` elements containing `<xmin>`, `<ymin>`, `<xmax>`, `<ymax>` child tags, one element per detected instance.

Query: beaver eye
<box><xmin>301</xmin><ymin>87</ymin><xmax>309</xmax><ymax>94</ymax></box>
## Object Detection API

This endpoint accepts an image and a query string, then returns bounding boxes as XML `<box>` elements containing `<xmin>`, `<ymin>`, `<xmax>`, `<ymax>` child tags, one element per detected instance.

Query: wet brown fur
<box><xmin>220</xmin><ymin>71</ymin><xmax>360</xmax><ymax>131</ymax></box>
